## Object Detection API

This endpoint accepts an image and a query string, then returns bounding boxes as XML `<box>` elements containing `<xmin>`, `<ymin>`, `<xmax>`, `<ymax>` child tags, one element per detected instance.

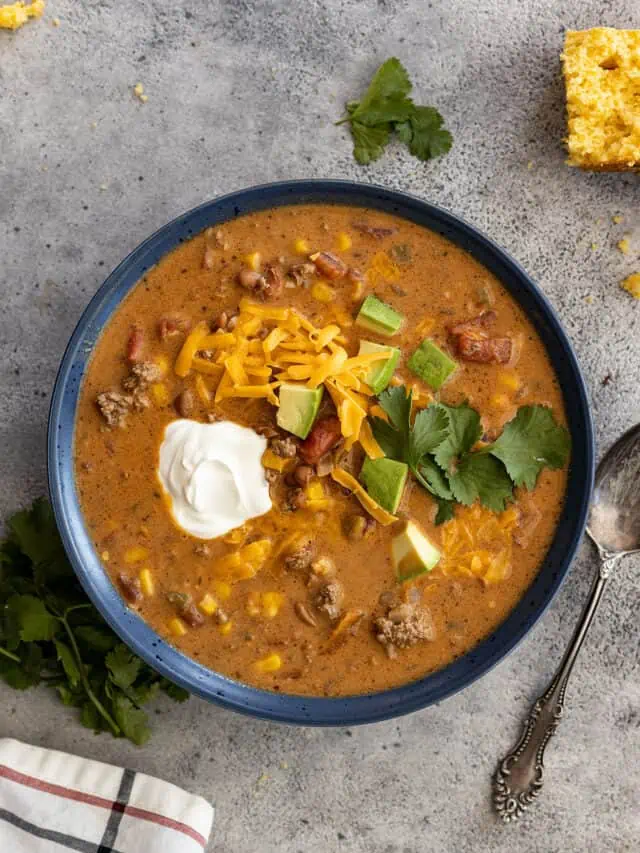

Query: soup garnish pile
<box><xmin>75</xmin><ymin>205</ymin><xmax>569</xmax><ymax>696</ymax></box>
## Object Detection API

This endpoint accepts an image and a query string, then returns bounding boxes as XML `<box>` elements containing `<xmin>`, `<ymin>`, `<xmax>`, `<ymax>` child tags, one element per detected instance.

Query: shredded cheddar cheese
<box><xmin>173</xmin><ymin>297</ymin><xmax>394</xmax><ymax>452</ymax></box>
<box><xmin>440</xmin><ymin>504</ymin><xmax>519</xmax><ymax>585</ymax></box>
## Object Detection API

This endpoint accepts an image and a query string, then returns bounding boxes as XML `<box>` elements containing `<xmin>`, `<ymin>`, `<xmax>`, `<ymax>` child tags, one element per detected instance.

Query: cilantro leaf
<box><xmin>396</xmin><ymin>106</ymin><xmax>453</xmax><ymax>161</ymax></box>
<box><xmin>9</xmin><ymin>499</ymin><xmax>72</xmax><ymax>583</ymax></box>
<box><xmin>75</xmin><ymin>625</ymin><xmax>118</xmax><ymax>654</ymax></box>
<box><xmin>112</xmin><ymin>694</ymin><xmax>151</xmax><ymax>746</ymax></box>
<box><xmin>435</xmin><ymin>499</ymin><xmax>455</xmax><ymax>525</ymax></box>
<box><xmin>417</xmin><ymin>457</ymin><xmax>453</xmax><ymax>501</ymax></box>
<box><xmin>160</xmin><ymin>680</ymin><xmax>190</xmax><ymax>702</ymax></box>
<box><xmin>339</xmin><ymin>58</ymin><xmax>453</xmax><ymax>166</ymax></box>
<box><xmin>489</xmin><ymin>405</ymin><xmax>571</xmax><ymax>490</ymax></box>
<box><xmin>54</xmin><ymin>640</ymin><xmax>81</xmax><ymax>688</ymax></box>
<box><xmin>350</xmin><ymin>121</ymin><xmax>390</xmax><ymax>165</ymax></box>
<box><xmin>0</xmin><ymin>499</ymin><xmax>190</xmax><ymax>745</ymax></box>
<box><xmin>370</xmin><ymin>385</ymin><xmax>414</xmax><ymax>462</ymax></box>
<box><xmin>349</xmin><ymin>58</ymin><xmax>412</xmax><ymax>125</ymax></box>
<box><xmin>7</xmin><ymin>595</ymin><xmax>58</xmax><ymax>642</ymax></box>
<box><xmin>106</xmin><ymin>644</ymin><xmax>142</xmax><ymax>692</ymax></box>
<box><xmin>433</xmin><ymin>403</ymin><xmax>483</xmax><ymax>472</ymax></box>
<box><xmin>409</xmin><ymin>405</ymin><xmax>450</xmax><ymax>468</ymax></box>
<box><xmin>447</xmin><ymin>453</ymin><xmax>514</xmax><ymax>512</ymax></box>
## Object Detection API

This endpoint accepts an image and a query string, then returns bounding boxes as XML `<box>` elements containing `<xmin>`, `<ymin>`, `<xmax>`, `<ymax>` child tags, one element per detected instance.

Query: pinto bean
<box><xmin>300</xmin><ymin>416</ymin><xmax>342</xmax><ymax>464</ymax></box>
<box><xmin>126</xmin><ymin>326</ymin><xmax>144</xmax><ymax>363</ymax></box>
<box><xmin>174</xmin><ymin>389</ymin><xmax>195</xmax><ymax>417</ymax></box>
<box><xmin>238</xmin><ymin>269</ymin><xmax>265</xmax><ymax>290</ymax></box>
<box><xmin>117</xmin><ymin>572</ymin><xmax>142</xmax><ymax>605</ymax></box>
<box><xmin>311</xmin><ymin>252</ymin><xmax>348</xmax><ymax>280</ymax></box>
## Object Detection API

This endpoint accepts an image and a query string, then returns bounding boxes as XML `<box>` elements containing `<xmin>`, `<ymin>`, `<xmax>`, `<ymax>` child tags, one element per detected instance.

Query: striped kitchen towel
<box><xmin>0</xmin><ymin>738</ymin><xmax>214</xmax><ymax>851</ymax></box>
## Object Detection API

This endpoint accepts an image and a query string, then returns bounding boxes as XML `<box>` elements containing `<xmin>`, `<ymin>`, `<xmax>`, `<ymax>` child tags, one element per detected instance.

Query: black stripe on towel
<box><xmin>0</xmin><ymin>806</ymin><xmax>123</xmax><ymax>853</ymax></box>
<box><xmin>97</xmin><ymin>767</ymin><xmax>136</xmax><ymax>853</ymax></box>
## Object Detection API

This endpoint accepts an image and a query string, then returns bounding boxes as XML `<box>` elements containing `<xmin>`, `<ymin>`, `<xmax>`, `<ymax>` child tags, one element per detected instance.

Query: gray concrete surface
<box><xmin>1</xmin><ymin>1</ymin><xmax>639</xmax><ymax>850</ymax></box>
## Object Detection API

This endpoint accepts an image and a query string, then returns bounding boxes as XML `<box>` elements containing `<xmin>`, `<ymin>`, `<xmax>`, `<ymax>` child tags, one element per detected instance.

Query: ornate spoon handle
<box><xmin>493</xmin><ymin>558</ymin><xmax>616</xmax><ymax>822</ymax></box>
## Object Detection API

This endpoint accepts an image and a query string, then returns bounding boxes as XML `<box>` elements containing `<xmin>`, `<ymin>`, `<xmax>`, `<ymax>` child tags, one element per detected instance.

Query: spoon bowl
<box><xmin>587</xmin><ymin>423</ymin><xmax>640</xmax><ymax>559</ymax></box>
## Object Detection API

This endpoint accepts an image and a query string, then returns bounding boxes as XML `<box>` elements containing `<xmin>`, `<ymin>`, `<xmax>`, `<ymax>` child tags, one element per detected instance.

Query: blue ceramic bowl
<box><xmin>48</xmin><ymin>180</ymin><xmax>594</xmax><ymax>725</ymax></box>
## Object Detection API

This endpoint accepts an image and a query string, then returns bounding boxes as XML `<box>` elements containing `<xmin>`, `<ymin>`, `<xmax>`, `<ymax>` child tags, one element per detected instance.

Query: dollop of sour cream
<box><xmin>158</xmin><ymin>419</ymin><xmax>272</xmax><ymax>539</ymax></box>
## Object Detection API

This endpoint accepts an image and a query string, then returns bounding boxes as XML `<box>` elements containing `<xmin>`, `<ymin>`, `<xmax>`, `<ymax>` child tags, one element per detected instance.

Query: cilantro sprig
<box><xmin>0</xmin><ymin>499</ymin><xmax>188</xmax><ymax>745</ymax></box>
<box><xmin>370</xmin><ymin>387</ymin><xmax>570</xmax><ymax>524</ymax></box>
<box><xmin>337</xmin><ymin>58</ymin><xmax>453</xmax><ymax>165</ymax></box>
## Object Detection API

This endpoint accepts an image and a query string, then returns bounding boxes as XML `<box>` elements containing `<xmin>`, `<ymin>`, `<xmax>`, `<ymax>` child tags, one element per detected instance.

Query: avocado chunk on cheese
<box><xmin>277</xmin><ymin>383</ymin><xmax>323</xmax><ymax>439</ymax></box>
<box><xmin>408</xmin><ymin>339</ymin><xmax>457</xmax><ymax>390</ymax></box>
<box><xmin>360</xmin><ymin>457</ymin><xmax>408</xmax><ymax>514</ymax></box>
<box><xmin>358</xmin><ymin>340</ymin><xmax>401</xmax><ymax>394</ymax></box>
<box><xmin>392</xmin><ymin>520</ymin><xmax>441</xmax><ymax>581</ymax></box>
<box><xmin>355</xmin><ymin>295</ymin><xmax>404</xmax><ymax>337</ymax></box>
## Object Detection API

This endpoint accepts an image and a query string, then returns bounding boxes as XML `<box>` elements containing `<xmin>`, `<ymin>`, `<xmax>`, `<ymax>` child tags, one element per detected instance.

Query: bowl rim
<box><xmin>48</xmin><ymin>179</ymin><xmax>595</xmax><ymax>726</ymax></box>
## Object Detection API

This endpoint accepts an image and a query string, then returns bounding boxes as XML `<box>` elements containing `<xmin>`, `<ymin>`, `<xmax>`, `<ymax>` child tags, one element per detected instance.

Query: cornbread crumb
<box><xmin>622</xmin><ymin>273</ymin><xmax>640</xmax><ymax>299</ymax></box>
<box><xmin>51</xmin><ymin>15</ymin><xmax>59</xmax><ymax>26</ymax></box>
<box><xmin>590</xmin><ymin>243</ymin><xmax>598</xmax><ymax>251</ymax></box>
<box><xmin>0</xmin><ymin>0</ymin><xmax>44</xmax><ymax>29</ymax></box>
<box><xmin>612</xmin><ymin>215</ymin><xmax>624</xmax><ymax>224</ymax></box>
<box><xmin>617</xmin><ymin>236</ymin><xmax>631</xmax><ymax>255</ymax></box>
<box><xmin>527</xmin><ymin>161</ymin><xmax>534</xmax><ymax>170</ymax></box>
<box><xmin>585</xmin><ymin>295</ymin><xmax>594</xmax><ymax>304</ymax></box>
<box><xmin>133</xmin><ymin>83</ymin><xmax>148</xmax><ymax>103</ymax></box>
<box><xmin>562</xmin><ymin>28</ymin><xmax>640</xmax><ymax>171</ymax></box>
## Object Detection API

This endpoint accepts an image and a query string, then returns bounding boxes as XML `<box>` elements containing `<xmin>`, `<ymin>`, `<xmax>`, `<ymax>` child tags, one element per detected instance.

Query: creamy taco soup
<box><xmin>74</xmin><ymin>204</ymin><xmax>569</xmax><ymax>697</ymax></box>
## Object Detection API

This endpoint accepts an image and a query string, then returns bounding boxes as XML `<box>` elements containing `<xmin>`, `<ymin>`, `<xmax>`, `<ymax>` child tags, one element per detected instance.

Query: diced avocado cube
<box><xmin>360</xmin><ymin>457</ymin><xmax>408</xmax><ymax>514</ymax></box>
<box><xmin>408</xmin><ymin>339</ymin><xmax>457</xmax><ymax>390</ymax></box>
<box><xmin>391</xmin><ymin>520</ymin><xmax>441</xmax><ymax>582</ymax></box>
<box><xmin>277</xmin><ymin>383</ymin><xmax>323</xmax><ymax>439</ymax></box>
<box><xmin>358</xmin><ymin>340</ymin><xmax>401</xmax><ymax>394</ymax></box>
<box><xmin>355</xmin><ymin>295</ymin><xmax>404</xmax><ymax>337</ymax></box>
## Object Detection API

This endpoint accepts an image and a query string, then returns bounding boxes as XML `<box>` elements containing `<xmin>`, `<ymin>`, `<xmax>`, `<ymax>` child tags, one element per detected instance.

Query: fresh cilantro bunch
<box><xmin>370</xmin><ymin>386</ymin><xmax>570</xmax><ymax>524</ymax></box>
<box><xmin>0</xmin><ymin>499</ymin><xmax>188</xmax><ymax>745</ymax></box>
<box><xmin>337</xmin><ymin>58</ymin><xmax>453</xmax><ymax>165</ymax></box>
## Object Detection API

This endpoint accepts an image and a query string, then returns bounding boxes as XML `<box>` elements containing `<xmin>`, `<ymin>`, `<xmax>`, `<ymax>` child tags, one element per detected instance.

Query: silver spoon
<box><xmin>493</xmin><ymin>422</ymin><xmax>640</xmax><ymax>822</ymax></box>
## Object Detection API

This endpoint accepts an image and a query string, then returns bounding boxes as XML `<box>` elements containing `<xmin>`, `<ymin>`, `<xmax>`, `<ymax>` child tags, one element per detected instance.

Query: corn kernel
<box><xmin>139</xmin><ymin>524</ymin><xmax>150</xmax><ymax>538</ymax></box>
<box><xmin>101</xmin><ymin>551</ymin><xmax>110</xmax><ymax>562</ymax></box>
<box><xmin>262</xmin><ymin>448</ymin><xmax>294</xmax><ymax>472</ymax></box>
<box><xmin>194</xmin><ymin>374</ymin><xmax>211</xmax><ymax>404</ymax></box>
<box><xmin>622</xmin><ymin>273</ymin><xmax>640</xmax><ymax>299</ymax></box>
<box><xmin>490</xmin><ymin>394</ymin><xmax>511</xmax><ymax>409</ymax></box>
<box><xmin>311</xmin><ymin>281</ymin><xmax>336</xmax><ymax>303</ymax></box>
<box><xmin>617</xmin><ymin>237</ymin><xmax>631</xmax><ymax>255</ymax></box>
<box><xmin>351</xmin><ymin>278</ymin><xmax>364</xmax><ymax>301</ymax></box>
<box><xmin>254</xmin><ymin>653</ymin><xmax>282</xmax><ymax>673</ymax></box>
<box><xmin>336</xmin><ymin>232</ymin><xmax>352</xmax><ymax>251</ymax></box>
<box><xmin>151</xmin><ymin>382</ymin><xmax>170</xmax><ymax>406</ymax></box>
<box><xmin>305</xmin><ymin>480</ymin><xmax>325</xmax><ymax>502</ymax></box>
<box><xmin>154</xmin><ymin>354</ymin><xmax>170</xmax><ymax>377</ymax></box>
<box><xmin>139</xmin><ymin>568</ymin><xmax>154</xmax><ymax>597</ymax></box>
<box><xmin>389</xmin><ymin>375</ymin><xmax>403</xmax><ymax>387</ymax></box>
<box><xmin>497</xmin><ymin>370</ymin><xmax>521</xmax><ymax>392</ymax></box>
<box><xmin>169</xmin><ymin>618</ymin><xmax>187</xmax><ymax>637</ymax></box>
<box><xmin>245</xmin><ymin>252</ymin><xmax>261</xmax><ymax>271</ymax></box>
<box><xmin>612</xmin><ymin>215</ymin><xmax>623</xmax><ymax>225</ymax></box>
<box><xmin>246</xmin><ymin>591</ymin><xmax>262</xmax><ymax>617</ymax></box>
<box><xmin>198</xmin><ymin>593</ymin><xmax>218</xmax><ymax>615</ymax></box>
<box><xmin>293</xmin><ymin>238</ymin><xmax>309</xmax><ymax>254</ymax></box>
<box><xmin>219</xmin><ymin>620</ymin><xmax>233</xmax><ymax>636</ymax></box>
<box><xmin>213</xmin><ymin>580</ymin><xmax>232</xmax><ymax>601</ymax></box>
<box><xmin>133</xmin><ymin>82</ymin><xmax>144</xmax><ymax>97</ymax></box>
<box><xmin>262</xmin><ymin>592</ymin><xmax>285</xmax><ymax>619</ymax></box>
<box><xmin>124</xmin><ymin>546</ymin><xmax>149</xmax><ymax>564</ymax></box>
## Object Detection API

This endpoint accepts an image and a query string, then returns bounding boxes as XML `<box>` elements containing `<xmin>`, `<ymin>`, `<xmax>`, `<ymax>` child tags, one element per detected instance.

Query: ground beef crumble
<box><xmin>96</xmin><ymin>391</ymin><xmax>133</xmax><ymax>428</ymax></box>
<box><xmin>375</xmin><ymin>603</ymin><xmax>436</xmax><ymax>651</ymax></box>
<box><xmin>313</xmin><ymin>579</ymin><xmax>344</xmax><ymax>620</ymax></box>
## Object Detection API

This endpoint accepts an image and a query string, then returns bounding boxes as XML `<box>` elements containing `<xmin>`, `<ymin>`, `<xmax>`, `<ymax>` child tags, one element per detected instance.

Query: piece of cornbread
<box><xmin>562</xmin><ymin>28</ymin><xmax>640</xmax><ymax>171</ymax></box>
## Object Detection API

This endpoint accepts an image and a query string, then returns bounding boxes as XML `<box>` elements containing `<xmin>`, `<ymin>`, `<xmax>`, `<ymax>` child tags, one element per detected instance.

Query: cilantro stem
<box><xmin>59</xmin><ymin>613</ymin><xmax>120</xmax><ymax>737</ymax></box>
<box><xmin>335</xmin><ymin>117</ymin><xmax>351</xmax><ymax>126</ymax></box>
<box><xmin>0</xmin><ymin>645</ymin><xmax>20</xmax><ymax>663</ymax></box>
